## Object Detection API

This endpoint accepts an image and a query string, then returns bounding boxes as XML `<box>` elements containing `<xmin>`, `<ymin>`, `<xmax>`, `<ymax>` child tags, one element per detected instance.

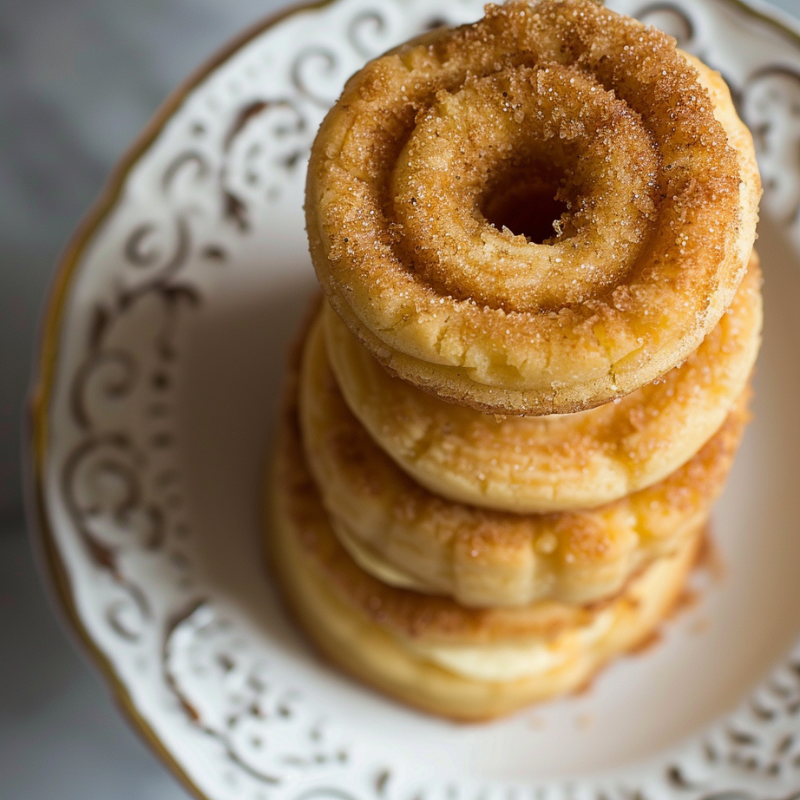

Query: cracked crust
<box><xmin>300</xmin><ymin>311</ymin><xmax>749</xmax><ymax>608</ymax></box>
<box><xmin>306</xmin><ymin>0</ymin><xmax>760</xmax><ymax>415</ymax></box>
<box><xmin>323</xmin><ymin>254</ymin><xmax>762</xmax><ymax>513</ymax></box>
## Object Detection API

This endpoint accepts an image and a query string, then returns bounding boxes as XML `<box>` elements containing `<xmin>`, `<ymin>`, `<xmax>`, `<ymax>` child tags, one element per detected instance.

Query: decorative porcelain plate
<box><xmin>27</xmin><ymin>0</ymin><xmax>800</xmax><ymax>798</ymax></box>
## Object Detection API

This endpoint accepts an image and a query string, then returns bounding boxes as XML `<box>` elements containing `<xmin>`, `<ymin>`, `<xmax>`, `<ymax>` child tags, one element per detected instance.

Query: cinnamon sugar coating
<box><xmin>268</xmin><ymin>352</ymin><xmax>704</xmax><ymax>719</ymax></box>
<box><xmin>306</xmin><ymin>0</ymin><xmax>760</xmax><ymax>414</ymax></box>
<box><xmin>324</xmin><ymin>254</ymin><xmax>762</xmax><ymax>513</ymax></box>
<box><xmin>300</xmin><ymin>313</ymin><xmax>748</xmax><ymax>608</ymax></box>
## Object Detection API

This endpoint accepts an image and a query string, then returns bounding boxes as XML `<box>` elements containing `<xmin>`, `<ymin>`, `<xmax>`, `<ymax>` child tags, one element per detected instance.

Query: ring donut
<box><xmin>270</xmin><ymin>350</ymin><xmax>705</xmax><ymax>719</ymax></box>
<box><xmin>306</xmin><ymin>0</ymin><xmax>760</xmax><ymax>414</ymax></box>
<box><xmin>300</xmin><ymin>312</ymin><xmax>748</xmax><ymax>608</ymax></box>
<box><xmin>323</xmin><ymin>254</ymin><xmax>762</xmax><ymax>513</ymax></box>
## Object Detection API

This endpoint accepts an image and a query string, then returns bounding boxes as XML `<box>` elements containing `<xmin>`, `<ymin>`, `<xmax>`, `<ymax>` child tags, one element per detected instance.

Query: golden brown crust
<box><xmin>324</xmin><ymin>254</ymin><xmax>762</xmax><ymax>513</ymax></box>
<box><xmin>306</xmin><ymin>0</ymin><xmax>760</xmax><ymax>415</ymax></box>
<box><xmin>268</xmin><ymin>369</ymin><xmax>705</xmax><ymax>718</ymax></box>
<box><xmin>300</xmin><ymin>312</ymin><xmax>750</xmax><ymax>609</ymax></box>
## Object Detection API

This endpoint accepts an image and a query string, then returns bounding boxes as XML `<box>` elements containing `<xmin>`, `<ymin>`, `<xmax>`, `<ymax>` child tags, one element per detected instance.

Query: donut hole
<box><xmin>480</xmin><ymin>171</ymin><xmax>570</xmax><ymax>245</ymax></box>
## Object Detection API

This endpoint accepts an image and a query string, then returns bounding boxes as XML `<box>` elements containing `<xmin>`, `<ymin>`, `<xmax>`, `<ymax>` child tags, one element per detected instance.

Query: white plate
<box><xmin>27</xmin><ymin>1</ymin><xmax>800</xmax><ymax>798</ymax></box>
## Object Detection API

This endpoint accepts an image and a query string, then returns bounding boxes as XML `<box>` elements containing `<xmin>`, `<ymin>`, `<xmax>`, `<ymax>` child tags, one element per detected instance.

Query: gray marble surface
<box><xmin>3</xmin><ymin>0</ymin><xmax>800</xmax><ymax>798</ymax></box>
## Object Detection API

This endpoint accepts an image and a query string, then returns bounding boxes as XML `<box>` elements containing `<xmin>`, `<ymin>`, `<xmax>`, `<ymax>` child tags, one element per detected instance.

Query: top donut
<box><xmin>306</xmin><ymin>0</ymin><xmax>760</xmax><ymax>415</ymax></box>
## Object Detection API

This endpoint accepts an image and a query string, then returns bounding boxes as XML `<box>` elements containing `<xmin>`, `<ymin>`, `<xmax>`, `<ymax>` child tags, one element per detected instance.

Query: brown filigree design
<box><xmin>347</xmin><ymin>10</ymin><xmax>390</xmax><ymax>58</ymax></box>
<box><xmin>741</xmin><ymin>66</ymin><xmax>800</xmax><ymax>224</ymax></box>
<box><xmin>164</xmin><ymin>601</ymin><xmax>350</xmax><ymax>787</ymax></box>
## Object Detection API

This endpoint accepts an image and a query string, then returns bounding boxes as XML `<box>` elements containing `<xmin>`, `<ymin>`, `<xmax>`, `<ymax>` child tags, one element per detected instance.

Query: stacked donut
<box><xmin>269</xmin><ymin>0</ymin><xmax>762</xmax><ymax>720</ymax></box>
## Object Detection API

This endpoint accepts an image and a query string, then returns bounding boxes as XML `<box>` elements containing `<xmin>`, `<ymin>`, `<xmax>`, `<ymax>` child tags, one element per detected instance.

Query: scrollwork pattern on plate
<box><xmin>741</xmin><ymin>66</ymin><xmax>800</xmax><ymax>227</ymax></box>
<box><xmin>222</xmin><ymin>98</ymin><xmax>312</xmax><ymax>215</ymax></box>
<box><xmin>165</xmin><ymin>602</ymin><xmax>351</xmax><ymax>787</ymax></box>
